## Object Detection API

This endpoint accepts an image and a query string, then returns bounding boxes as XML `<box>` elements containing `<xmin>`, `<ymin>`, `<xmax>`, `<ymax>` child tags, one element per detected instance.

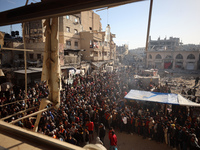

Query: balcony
<box><xmin>64</xmin><ymin>56</ymin><xmax>79</xmax><ymax>64</ymax></box>
<box><xmin>91</xmin><ymin>55</ymin><xmax>103</xmax><ymax>61</ymax></box>
<box><xmin>103</xmin><ymin>56</ymin><xmax>110</xmax><ymax>61</ymax></box>
<box><xmin>103</xmin><ymin>46</ymin><xmax>110</xmax><ymax>52</ymax></box>
<box><xmin>93</xmin><ymin>46</ymin><xmax>102</xmax><ymax>52</ymax></box>
<box><xmin>65</xmin><ymin>45</ymin><xmax>71</xmax><ymax>49</ymax></box>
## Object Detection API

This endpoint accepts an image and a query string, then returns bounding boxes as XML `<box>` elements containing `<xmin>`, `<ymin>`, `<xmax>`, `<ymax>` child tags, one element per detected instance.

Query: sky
<box><xmin>0</xmin><ymin>0</ymin><xmax>200</xmax><ymax>49</ymax></box>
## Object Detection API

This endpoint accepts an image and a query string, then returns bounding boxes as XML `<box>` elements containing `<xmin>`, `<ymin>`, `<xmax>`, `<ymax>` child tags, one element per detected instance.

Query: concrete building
<box><xmin>127</xmin><ymin>47</ymin><xmax>145</xmax><ymax>67</ymax></box>
<box><xmin>129</xmin><ymin>47</ymin><xmax>145</xmax><ymax>56</ymax></box>
<box><xmin>129</xmin><ymin>47</ymin><xmax>146</xmax><ymax>62</ymax></box>
<box><xmin>148</xmin><ymin>36</ymin><xmax>180</xmax><ymax>51</ymax></box>
<box><xmin>24</xmin><ymin>15</ymin><xmax>83</xmax><ymax>67</ymax></box>
<box><xmin>24</xmin><ymin>20</ymin><xmax>45</xmax><ymax>62</ymax></box>
<box><xmin>80</xmin><ymin>11</ymin><xmax>102</xmax><ymax>32</ymax></box>
<box><xmin>23</xmin><ymin>10</ymin><xmax>116</xmax><ymax>72</ymax></box>
<box><xmin>116</xmin><ymin>44</ymin><xmax>128</xmax><ymax>62</ymax></box>
<box><xmin>58</xmin><ymin>15</ymin><xmax>83</xmax><ymax>66</ymax></box>
<box><xmin>1</xmin><ymin>32</ymin><xmax>24</xmax><ymax>68</ymax></box>
<box><xmin>80</xmin><ymin>31</ymin><xmax>104</xmax><ymax>62</ymax></box>
<box><xmin>147</xmin><ymin>37</ymin><xmax>200</xmax><ymax>70</ymax></box>
<box><xmin>80</xmin><ymin>31</ymin><xmax>115</xmax><ymax>62</ymax></box>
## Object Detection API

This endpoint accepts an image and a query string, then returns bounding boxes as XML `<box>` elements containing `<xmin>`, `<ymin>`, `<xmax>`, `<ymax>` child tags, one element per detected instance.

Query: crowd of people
<box><xmin>0</xmin><ymin>66</ymin><xmax>200</xmax><ymax>150</ymax></box>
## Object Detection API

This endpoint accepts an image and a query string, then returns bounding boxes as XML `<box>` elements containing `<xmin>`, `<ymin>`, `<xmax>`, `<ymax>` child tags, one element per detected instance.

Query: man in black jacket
<box><xmin>99</xmin><ymin>123</ymin><xmax>106</xmax><ymax>145</ymax></box>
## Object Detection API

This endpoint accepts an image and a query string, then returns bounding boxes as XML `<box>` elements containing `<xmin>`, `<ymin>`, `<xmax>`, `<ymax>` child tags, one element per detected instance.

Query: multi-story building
<box><xmin>58</xmin><ymin>15</ymin><xmax>83</xmax><ymax>66</ymax></box>
<box><xmin>148</xmin><ymin>36</ymin><xmax>180</xmax><ymax>51</ymax></box>
<box><xmin>80</xmin><ymin>31</ymin><xmax>103</xmax><ymax>62</ymax></box>
<box><xmin>24</xmin><ymin>20</ymin><xmax>45</xmax><ymax>62</ymax></box>
<box><xmin>80</xmin><ymin>30</ymin><xmax>115</xmax><ymax>62</ymax></box>
<box><xmin>147</xmin><ymin>37</ymin><xmax>200</xmax><ymax>70</ymax></box>
<box><xmin>116</xmin><ymin>44</ymin><xmax>128</xmax><ymax>62</ymax></box>
<box><xmin>24</xmin><ymin>15</ymin><xmax>83</xmax><ymax>67</ymax></box>
<box><xmin>80</xmin><ymin>11</ymin><xmax>102</xmax><ymax>32</ymax></box>
<box><xmin>23</xmin><ymin>10</ymin><xmax>116</xmax><ymax>72</ymax></box>
<box><xmin>128</xmin><ymin>47</ymin><xmax>145</xmax><ymax>66</ymax></box>
<box><xmin>1</xmin><ymin>32</ymin><xmax>24</xmax><ymax>68</ymax></box>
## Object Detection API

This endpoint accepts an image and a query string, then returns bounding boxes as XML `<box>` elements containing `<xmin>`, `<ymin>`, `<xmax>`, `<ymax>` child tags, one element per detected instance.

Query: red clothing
<box><xmin>105</xmin><ymin>113</ymin><xmax>109</xmax><ymax>120</ymax></box>
<box><xmin>86</xmin><ymin>122</ymin><xmax>94</xmax><ymax>131</ymax></box>
<box><xmin>109</xmin><ymin>130</ymin><xmax>112</xmax><ymax>139</ymax></box>
<box><xmin>110</xmin><ymin>134</ymin><xmax>117</xmax><ymax>146</ymax></box>
<box><xmin>146</xmin><ymin>120</ymin><xmax>150</xmax><ymax>128</ymax></box>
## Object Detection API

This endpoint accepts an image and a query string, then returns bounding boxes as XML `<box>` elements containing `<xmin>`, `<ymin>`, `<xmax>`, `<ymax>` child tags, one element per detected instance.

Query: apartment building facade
<box><xmin>147</xmin><ymin>37</ymin><xmax>200</xmax><ymax>70</ymax></box>
<box><xmin>116</xmin><ymin>44</ymin><xmax>128</xmax><ymax>62</ymax></box>
<box><xmin>80</xmin><ymin>30</ymin><xmax>115</xmax><ymax>62</ymax></box>
<box><xmin>23</xmin><ymin>10</ymin><xmax>116</xmax><ymax>71</ymax></box>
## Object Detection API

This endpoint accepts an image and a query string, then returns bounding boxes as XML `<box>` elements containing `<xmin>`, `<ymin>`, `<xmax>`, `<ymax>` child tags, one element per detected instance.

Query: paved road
<box><xmin>92</xmin><ymin>129</ymin><xmax>171</xmax><ymax>150</ymax></box>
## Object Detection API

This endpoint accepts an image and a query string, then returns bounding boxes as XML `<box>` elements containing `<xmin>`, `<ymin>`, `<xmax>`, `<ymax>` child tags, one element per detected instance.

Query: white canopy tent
<box><xmin>124</xmin><ymin>90</ymin><xmax>200</xmax><ymax>107</ymax></box>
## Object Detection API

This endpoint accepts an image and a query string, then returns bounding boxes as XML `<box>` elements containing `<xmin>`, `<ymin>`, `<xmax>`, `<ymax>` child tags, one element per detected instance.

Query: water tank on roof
<box><xmin>15</xmin><ymin>31</ymin><xmax>19</xmax><ymax>36</ymax></box>
<box><xmin>11</xmin><ymin>31</ymin><xmax>15</xmax><ymax>37</ymax></box>
<box><xmin>104</xmin><ymin>24</ymin><xmax>110</xmax><ymax>42</ymax></box>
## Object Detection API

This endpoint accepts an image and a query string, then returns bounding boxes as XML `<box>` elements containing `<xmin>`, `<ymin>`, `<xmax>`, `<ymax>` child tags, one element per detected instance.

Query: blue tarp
<box><xmin>124</xmin><ymin>90</ymin><xmax>200</xmax><ymax>107</ymax></box>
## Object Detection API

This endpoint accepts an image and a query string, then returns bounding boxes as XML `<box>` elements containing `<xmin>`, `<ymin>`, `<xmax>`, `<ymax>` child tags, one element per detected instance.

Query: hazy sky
<box><xmin>0</xmin><ymin>0</ymin><xmax>200</xmax><ymax>49</ymax></box>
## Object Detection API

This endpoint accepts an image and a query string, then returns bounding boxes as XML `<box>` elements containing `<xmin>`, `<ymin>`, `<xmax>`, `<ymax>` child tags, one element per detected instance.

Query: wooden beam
<box><xmin>0</xmin><ymin>99</ymin><xmax>35</xmax><ymax>107</ymax></box>
<box><xmin>0</xmin><ymin>121</ymin><xmax>85</xmax><ymax>150</ymax></box>
<box><xmin>0</xmin><ymin>106</ymin><xmax>38</xmax><ymax>121</ymax></box>
<box><xmin>0</xmin><ymin>0</ymin><xmax>145</xmax><ymax>26</ymax></box>
<box><xmin>10</xmin><ymin>106</ymin><xmax>53</xmax><ymax>124</ymax></box>
<box><xmin>2</xmin><ymin>47</ymin><xmax>34</xmax><ymax>52</ymax></box>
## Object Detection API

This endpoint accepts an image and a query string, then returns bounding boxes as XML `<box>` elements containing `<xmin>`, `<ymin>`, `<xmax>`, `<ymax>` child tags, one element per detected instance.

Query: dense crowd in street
<box><xmin>0</xmin><ymin>66</ymin><xmax>200</xmax><ymax>150</ymax></box>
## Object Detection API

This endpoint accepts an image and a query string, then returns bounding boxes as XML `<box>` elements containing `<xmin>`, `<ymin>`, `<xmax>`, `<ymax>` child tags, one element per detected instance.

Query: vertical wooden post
<box><xmin>145</xmin><ymin>0</ymin><xmax>153</xmax><ymax>68</ymax></box>
<box><xmin>33</xmin><ymin>17</ymin><xmax>61</xmax><ymax>132</ymax></box>
<box><xmin>22</xmin><ymin>0</ymin><xmax>29</xmax><ymax>114</ymax></box>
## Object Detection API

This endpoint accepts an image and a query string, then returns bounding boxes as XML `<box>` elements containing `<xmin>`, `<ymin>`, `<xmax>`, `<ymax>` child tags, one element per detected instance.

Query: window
<box><xmin>149</xmin><ymin>54</ymin><xmax>152</xmax><ymax>59</ymax></box>
<box><xmin>66</xmin><ymin>41</ymin><xmax>71</xmax><ymax>46</ymax></box>
<box><xmin>74</xmin><ymin>29</ymin><xmax>78</xmax><ymax>35</ymax></box>
<box><xmin>64</xmin><ymin>51</ymin><xmax>69</xmax><ymax>55</ymax></box>
<box><xmin>37</xmin><ymin>54</ymin><xmax>41</xmax><ymax>59</ymax></box>
<box><xmin>90</xmin><ymin>52</ymin><xmax>93</xmax><ymax>57</ymax></box>
<box><xmin>34</xmin><ymin>29</ymin><xmax>37</xmax><ymax>34</ymax></box>
<box><xmin>155</xmin><ymin>54</ymin><xmax>162</xmax><ymax>59</ymax></box>
<box><xmin>89</xmin><ymin>27</ymin><xmax>92</xmax><ymax>30</ymax></box>
<box><xmin>66</xmin><ymin>15</ymin><xmax>70</xmax><ymax>19</ymax></box>
<box><xmin>29</xmin><ymin>54</ymin><xmax>34</xmax><ymax>59</ymax></box>
<box><xmin>165</xmin><ymin>55</ymin><xmax>172</xmax><ymax>59</ymax></box>
<box><xmin>176</xmin><ymin>54</ymin><xmax>183</xmax><ymax>59</ymax></box>
<box><xmin>187</xmin><ymin>54</ymin><xmax>195</xmax><ymax>59</ymax></box>
<box><xmin>74</xmin><ymin>41</ymin><xmax>78</xmax><ymax>47</ymax></box>
<box><xmin>75</xmin><ymin>18</ymin><xmax>78</xmax><ymax>23</ymax></box>
<box><xmin>66</xmin><ymin>27</ymin><xmax>70</xmax><ymax>32</ymax></box>
<box><xmin>19</xmin><ymin>54</ymin><xmax>24</xmax><ymax>59</ymax></box>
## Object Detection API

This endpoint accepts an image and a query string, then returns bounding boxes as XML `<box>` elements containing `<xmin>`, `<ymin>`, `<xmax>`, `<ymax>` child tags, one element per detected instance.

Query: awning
<box><xmin>14</xmin><ymin>68</ymin><xmax>42</xmax><ymax>74</ymax></box>
<box><xmin>61</xmin><ymin>66</ymin><xmax>75</xmax><ymax>70</ymax></box>
<box><xmin>91</xmin><ymin>62</ymin><xmax>106</xmax><ymax>68</ymax></box>
<box><xmin>64</xmin><ymin>49</ymin><xmax>85</xmax><ymax>52</ymax></box>
<box><xmin>124</xmin><ymin>90</ymin><xmax>200</xmax><ymax>107</ymax></box>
